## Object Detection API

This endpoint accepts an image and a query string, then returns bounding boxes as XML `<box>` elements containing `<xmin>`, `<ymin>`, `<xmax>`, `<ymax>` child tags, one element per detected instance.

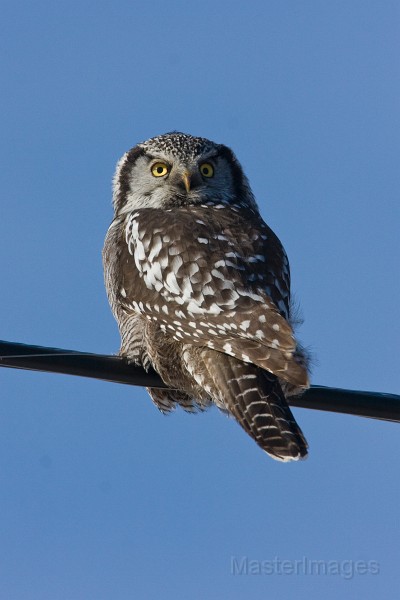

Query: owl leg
<box><xmin>143</xmin><ymin>324</ymin><xmax>212</xmax><ymax>413</ymax></box>
<box><xmin>146</xmin><ymin>387</ymin><xmax>208</xmax><ymax>414</ymax></box>
<box><xmin>195</xmin><ymin>350</ymin><xmax>308</xmax><ymax>462</ymax></box>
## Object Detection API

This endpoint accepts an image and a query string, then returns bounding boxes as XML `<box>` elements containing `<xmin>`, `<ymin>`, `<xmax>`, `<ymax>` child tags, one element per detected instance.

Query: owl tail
<box><xmin>201</xmin><ymin>351</ymin><xmax>308</xmax><ymax>462</ymax></box>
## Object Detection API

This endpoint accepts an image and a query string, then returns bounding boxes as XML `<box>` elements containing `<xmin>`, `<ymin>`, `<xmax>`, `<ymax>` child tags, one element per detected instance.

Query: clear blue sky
<box><xmin>1</xmin><ymin>1</ymin><xmax>399</xmax><ymax>598</ymax></box>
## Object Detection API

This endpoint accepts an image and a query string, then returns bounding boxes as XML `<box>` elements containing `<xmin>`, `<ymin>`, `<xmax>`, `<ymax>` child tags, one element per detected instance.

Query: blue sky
<box><xmin>1</xmin><ymin>1</ymin><xmax>399</xmax><ymax>598</ymax></box>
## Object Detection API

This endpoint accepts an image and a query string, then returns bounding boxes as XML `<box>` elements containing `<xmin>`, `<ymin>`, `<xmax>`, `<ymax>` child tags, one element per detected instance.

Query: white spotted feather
<box><xmin>103</xmin><ymin>132</ymin><xmax>310</xmax><ymax>461</ymax></box>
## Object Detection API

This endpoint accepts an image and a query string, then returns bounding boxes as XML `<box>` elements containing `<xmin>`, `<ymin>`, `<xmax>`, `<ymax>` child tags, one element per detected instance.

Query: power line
<box><xmin>1</xmin><ymin>340</ymin><xmax>399</xmax><ymax>423</ymax></box>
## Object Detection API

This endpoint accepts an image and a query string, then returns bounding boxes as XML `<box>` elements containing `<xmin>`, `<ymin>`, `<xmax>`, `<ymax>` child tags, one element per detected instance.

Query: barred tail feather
<box><xmin>201</xmin><ymin>351</ymin><xmax>308</xmax><ymax>462</ymax></box>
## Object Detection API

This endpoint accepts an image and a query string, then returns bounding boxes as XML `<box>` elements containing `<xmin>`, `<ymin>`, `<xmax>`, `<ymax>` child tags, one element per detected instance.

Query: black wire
<box><xmin>0</xmin><ymin>340</ymin><xmax>162</xmax><ymax>388</ymax></box>
<box><xmin>1</xmin><ymin>340</ymin><xmax>399</xmax><ymax>422</ymax></box>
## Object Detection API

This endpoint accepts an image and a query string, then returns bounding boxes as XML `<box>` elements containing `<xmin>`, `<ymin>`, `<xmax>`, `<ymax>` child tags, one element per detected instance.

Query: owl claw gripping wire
<box><xmin>103</xmin><ymin>132</ymin><xmax>310</xmax><ymax>461</ymax></box>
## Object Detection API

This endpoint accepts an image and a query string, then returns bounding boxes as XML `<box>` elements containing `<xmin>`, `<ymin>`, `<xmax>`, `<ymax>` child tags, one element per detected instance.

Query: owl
<box><xmin>103</xmin><ymin>132</ymin><xmax>309</xmax><ymax>461</ymax></box>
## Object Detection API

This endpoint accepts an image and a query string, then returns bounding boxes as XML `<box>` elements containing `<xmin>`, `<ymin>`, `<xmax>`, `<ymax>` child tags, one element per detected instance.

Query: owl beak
<box><xmin>182</xmin><ymin>171</ymin><xmax>191</xmax><ymax>193</ymax></box>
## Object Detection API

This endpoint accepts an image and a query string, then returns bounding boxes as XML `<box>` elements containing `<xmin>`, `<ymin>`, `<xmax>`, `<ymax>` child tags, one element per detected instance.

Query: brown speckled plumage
<box><xmin>103</xmin><ymin>132</ymin><xmax>309</xmax><ymax>461</ymax></box>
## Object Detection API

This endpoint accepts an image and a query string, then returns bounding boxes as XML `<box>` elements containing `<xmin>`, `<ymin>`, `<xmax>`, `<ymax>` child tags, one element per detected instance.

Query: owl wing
<box><xmin>103</xmin><ymin>216</ymin><xmax>151</xmax><ymax>367</ymax></box>
<box><xmin>118</xmin><ymin>206</ymin><xmax>308</xmax><ymax>388</ymax></box>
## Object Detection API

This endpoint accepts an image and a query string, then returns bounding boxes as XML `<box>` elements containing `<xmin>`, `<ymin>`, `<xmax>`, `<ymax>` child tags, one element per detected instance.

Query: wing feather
<box><xmin>118</xmin><ymin>206</ymin><xmax>308</xmax><ymax>387</ymax></box>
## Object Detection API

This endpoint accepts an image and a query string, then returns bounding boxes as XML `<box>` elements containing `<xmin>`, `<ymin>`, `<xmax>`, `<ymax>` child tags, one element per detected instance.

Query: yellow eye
<box><xmin>151</xmin><ymin>162</ymin><xmax>169</xmax><ymax>177</ymax></box>
<box><xmin>200</xmin><ymin>163</ymin><xmax>214</xmax><ymax>178</ymax></box>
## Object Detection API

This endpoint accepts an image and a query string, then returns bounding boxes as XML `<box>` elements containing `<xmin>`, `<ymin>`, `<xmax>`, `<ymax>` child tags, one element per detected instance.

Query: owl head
<box><xmin>112</xmin><ymin>132</ymin><xmax>257</xmax><ymax>216</ymax></box>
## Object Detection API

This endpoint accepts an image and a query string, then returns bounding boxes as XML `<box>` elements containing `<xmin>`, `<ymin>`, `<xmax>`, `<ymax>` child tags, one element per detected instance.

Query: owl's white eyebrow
<box><xmin>143</xmin><ymin>153</ymin><xmax>161</xmax><ymax>161</ymax></box>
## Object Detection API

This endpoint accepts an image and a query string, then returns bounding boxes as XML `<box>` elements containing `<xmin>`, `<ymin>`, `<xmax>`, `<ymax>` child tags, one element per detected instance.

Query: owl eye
<box><xmin>151</xmin><ymin>162</ymin><xmax>169</xmax><ymax>177</ymax></box>
<box><xmin>200</xmin><ymin>163</ymin><xmax>214</xmax><ymax>178</ymax></box>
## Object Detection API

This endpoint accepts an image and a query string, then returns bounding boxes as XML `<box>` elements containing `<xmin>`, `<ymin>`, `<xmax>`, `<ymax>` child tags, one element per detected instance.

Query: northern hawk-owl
<box><xmin>103</xmin><ymin>132</ymin><xmax>309</xmax><ymax>461</ymax></box>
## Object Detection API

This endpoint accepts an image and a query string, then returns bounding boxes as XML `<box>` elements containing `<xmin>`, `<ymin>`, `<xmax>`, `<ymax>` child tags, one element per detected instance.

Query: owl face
<box><xmin>112</xmin><ymin>132</ymin><xmax>256</xmax><ymax>216</ymax></box>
